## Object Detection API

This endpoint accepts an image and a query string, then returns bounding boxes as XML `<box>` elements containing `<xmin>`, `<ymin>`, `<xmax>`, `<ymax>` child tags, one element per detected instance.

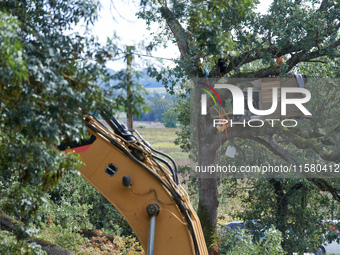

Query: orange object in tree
<box><xmin>276</xmin><ymin>56</ymin><xmax>283</xmax><ymax>64</ymax></box>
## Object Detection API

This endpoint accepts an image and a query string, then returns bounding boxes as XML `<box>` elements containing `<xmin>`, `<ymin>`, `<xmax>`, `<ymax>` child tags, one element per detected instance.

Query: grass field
<box><xmin>135</xmin><ymin>127</ymin><xmax>190</xmax><ymax>166</ymax></box>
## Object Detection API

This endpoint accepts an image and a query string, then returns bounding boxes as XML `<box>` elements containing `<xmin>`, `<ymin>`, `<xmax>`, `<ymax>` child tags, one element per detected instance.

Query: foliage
<box><xmin>138</xmin><ymin>0</ymin><xmax>255</xmax><ymax>57</ymax></box>
<box><xmin>161</xmin><ymin>107</ymin><xmax>178</xmax><ymax>127</ymax></box>
<box><xmin>0</xmin><ymin>230</ymin><xmax>46</xmax><ymax>255</ymax></box>
<box><xmin>37</xmin><ymin>224</ymin><xmax>89</xmax><ymax>253</ymax></box>
<box><xmin>222</xmin><ymin>60</ymin><xmax>340</xmax><ymax>252</ymax></box>
<box><xmin>174</xmin><ymin>84</ymin><xmax>192</xmax><ymax>153</ymax></box>
<box><xmin>236</xmin><ymin>178</ymin><xmax>330</xmax><ymax>253</ymax></box>
<box><xmin>0</xmin><ymin>0</ymin><xmax>122</xmax><ymax>248</ymax></box>
<box><xmin>215</xmin><ymin>135</ymin><xmax>334</xmax><ymax>253</ymax></box>
<box><xmin>219</xmin><ymin>226</ymin><xmax>243</xmax><ymax>254</ymax></box>
<box><xmin>219</xmin><ymin>227</ymin><xmax>286</xmax><ymax>255</ymax></box>
<box><xmin>87</xmin><ymin>230</ymin><xmax>143</xmax><ymax>255</ymax></box>
<box><xmin>178</xmin><ymin>165</ymin><xmax>199</xmax><ymax>208</ymax></box>
<box><xmin>138</xmin><ymin>92</ymin><xmax>175</xmax><ymax>121</ymax></box>
<box><xmin>1</xmin><ymin>169</ymin><xmax>143</xmax><ymax>254</ymax></box>
<box><xmin>36</xmin><ymin>226</ymin><xmax>144</xmax><ymax>254</ymax></box>
<box><xmin>46</xmin><ymin>170</ymin><xmax>134</xmax><ymax>237</ymax></box>
<box><xmin>0</xmin><ymin>222</ymin><xmax>144</xmax><ymax>255</ymax></box>
<box><xmin>0</xmin><ymin>11</ymin><xmax>27</xmax><ymax>87</ymax></box>
<box><xmin>1</xmin><ymin>0</ymin><xmax>340</xmax><ymax>254</ymax></box>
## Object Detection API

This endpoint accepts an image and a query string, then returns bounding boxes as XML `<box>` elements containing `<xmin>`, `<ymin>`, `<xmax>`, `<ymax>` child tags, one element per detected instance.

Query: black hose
<box><xmin>131</xmin><ymin>129</ymin><xmax>179</xmax><ymax>184</ymax></box>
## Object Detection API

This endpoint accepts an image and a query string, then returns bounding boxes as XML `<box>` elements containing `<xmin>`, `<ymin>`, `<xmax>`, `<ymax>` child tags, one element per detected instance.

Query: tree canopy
<box><xmin>138</xmin><ymin>0</ymin><xmax>340</xmax><ymax>248</ymax></box>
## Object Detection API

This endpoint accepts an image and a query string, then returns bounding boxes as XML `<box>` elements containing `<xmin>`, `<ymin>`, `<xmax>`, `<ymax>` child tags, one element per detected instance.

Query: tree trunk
<box><xmin>197</xmin><ymin>178</ymin><xmax>219</xmax><ymax>248</ymax></box>
<box><xmin>195</xmin><ymin>86</ymin><xmax>220</xmax><ymax>248</ymax></box>
<box><xmin>126</xmin><ymin>46</ymin><xmax>133</xmax><ymax>129</ymax></box>
<box><xmin>270</xmin><ymin>179</ymin><xmax>288</xmax><ymax>251</ymax></box>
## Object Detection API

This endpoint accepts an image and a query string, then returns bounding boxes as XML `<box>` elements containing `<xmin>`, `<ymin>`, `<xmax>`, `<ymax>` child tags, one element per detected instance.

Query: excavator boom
<box><xmin>63</xmin><ymin>113</ymin><xmax>207</xmax><ymax>255</ymax></box>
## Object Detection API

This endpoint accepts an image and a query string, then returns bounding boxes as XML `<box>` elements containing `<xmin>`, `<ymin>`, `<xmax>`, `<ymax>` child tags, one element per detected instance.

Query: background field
<box><xmin>135</xmin><ymin>126</ymin><xmax>190</xmax><ymax>166</ymax></box>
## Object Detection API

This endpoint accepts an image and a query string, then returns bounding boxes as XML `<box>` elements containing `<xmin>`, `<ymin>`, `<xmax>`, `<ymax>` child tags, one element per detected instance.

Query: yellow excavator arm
<box><xmin>62</xmin><ymin>113</ymin><xmax>208</xmax><ymax>255</ymax></box>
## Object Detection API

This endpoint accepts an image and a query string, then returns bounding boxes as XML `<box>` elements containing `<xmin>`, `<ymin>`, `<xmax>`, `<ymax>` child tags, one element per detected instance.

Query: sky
<box><xmin>86</xmin><ymin>0</ymin><xmax>274</xmax><ymax>70</ymax></box>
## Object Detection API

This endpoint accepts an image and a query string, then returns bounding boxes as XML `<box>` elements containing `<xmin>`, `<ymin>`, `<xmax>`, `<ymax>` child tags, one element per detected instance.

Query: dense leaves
<box><xmin>138</xmin><ymin>92</ymin><xmax>175</xmax><ymax>121</ymax></box>
<box><xmin>161</xmin><ymin>107</ymin><xmax>177</xmax><ymax>127</ymax></box>
<box><xmin>0</xmin><ymin>0</ymin><xmax>118</xmax><ymax>237</ymax></box>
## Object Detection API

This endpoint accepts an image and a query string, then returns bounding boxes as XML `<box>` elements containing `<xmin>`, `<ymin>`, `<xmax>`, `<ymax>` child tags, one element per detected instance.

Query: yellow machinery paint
<box><xmin>74</xmin><ymin>114</ymin><xmax>208</xmax><ymax>255</ymax></box>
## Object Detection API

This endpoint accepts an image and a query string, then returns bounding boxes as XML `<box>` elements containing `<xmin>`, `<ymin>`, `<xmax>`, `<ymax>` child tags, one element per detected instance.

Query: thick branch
<box><xmin>159</xmin><ymin>7</ymin><xmax>190</xmax><ymax>58</ymax></box>
<box><xmin>249</xmin><ymin>136</ymin><xmax>297</xmax><ymax>165</ymax></box>
<box><xmin>210</xmin><ymin>127</ymin><xmax>340</xmax><ymax>202</ymax></box>
<box><xmin>203</xmin><ymin>122</ymin><xmax>340</xmax><ymax>164</ymax></box>
<box><xmin>159</xmin><ymin>6</ymin><xmax>205</xmax><ymax>77</ymax></box>
<box><xmin>308</xmin><ymin>179</ymin><xmax>340</xmax><ymax>202</ymax></box>
<box><xmin>285</xmin><ymin>38</ymin><xmax>340</xmax><ymax>70</ymax></box>
<box><xmin>275</xmin><ymin>126</ymin><xmax>340</xmax><ymax>163</ymax></box>
<box><xmin>205</xmin><ymin>124</ymin><xmax>277</xmax><ymax>154</ymax></box>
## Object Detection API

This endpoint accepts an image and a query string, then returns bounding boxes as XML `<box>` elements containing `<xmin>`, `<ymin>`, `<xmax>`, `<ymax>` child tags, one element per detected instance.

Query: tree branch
<box><xmin>319</xmin><ymin>0</ymin><xmax>329</xmax><ymax>11</ymax></box>
<box><xmin>217</xmin><ymin>24</ymin><xmax>340</xmax><ymax>78</ymax></box>
<box><xmin>275</xmin><ymin>125</ymin><xmax>340</xmax><ymax>163</ymax></box>
<box><xmin>249</xmin><ymin>135</ymin><xmax>298</xmax><ymax>165</ymax></box>
<box><xmin>203</xmin><ymin>121</ymin><xmax>340</xmax><ymax>164</ymax></box>
<box><xmin>308</xmin><ymin>179</ymin><xmax>340</xmax><ymax>202</ymax></box>
<box><xmin>159</xmin><ymin>7</ymin><xmax>190</xmax><ymax>58</ymax></box>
